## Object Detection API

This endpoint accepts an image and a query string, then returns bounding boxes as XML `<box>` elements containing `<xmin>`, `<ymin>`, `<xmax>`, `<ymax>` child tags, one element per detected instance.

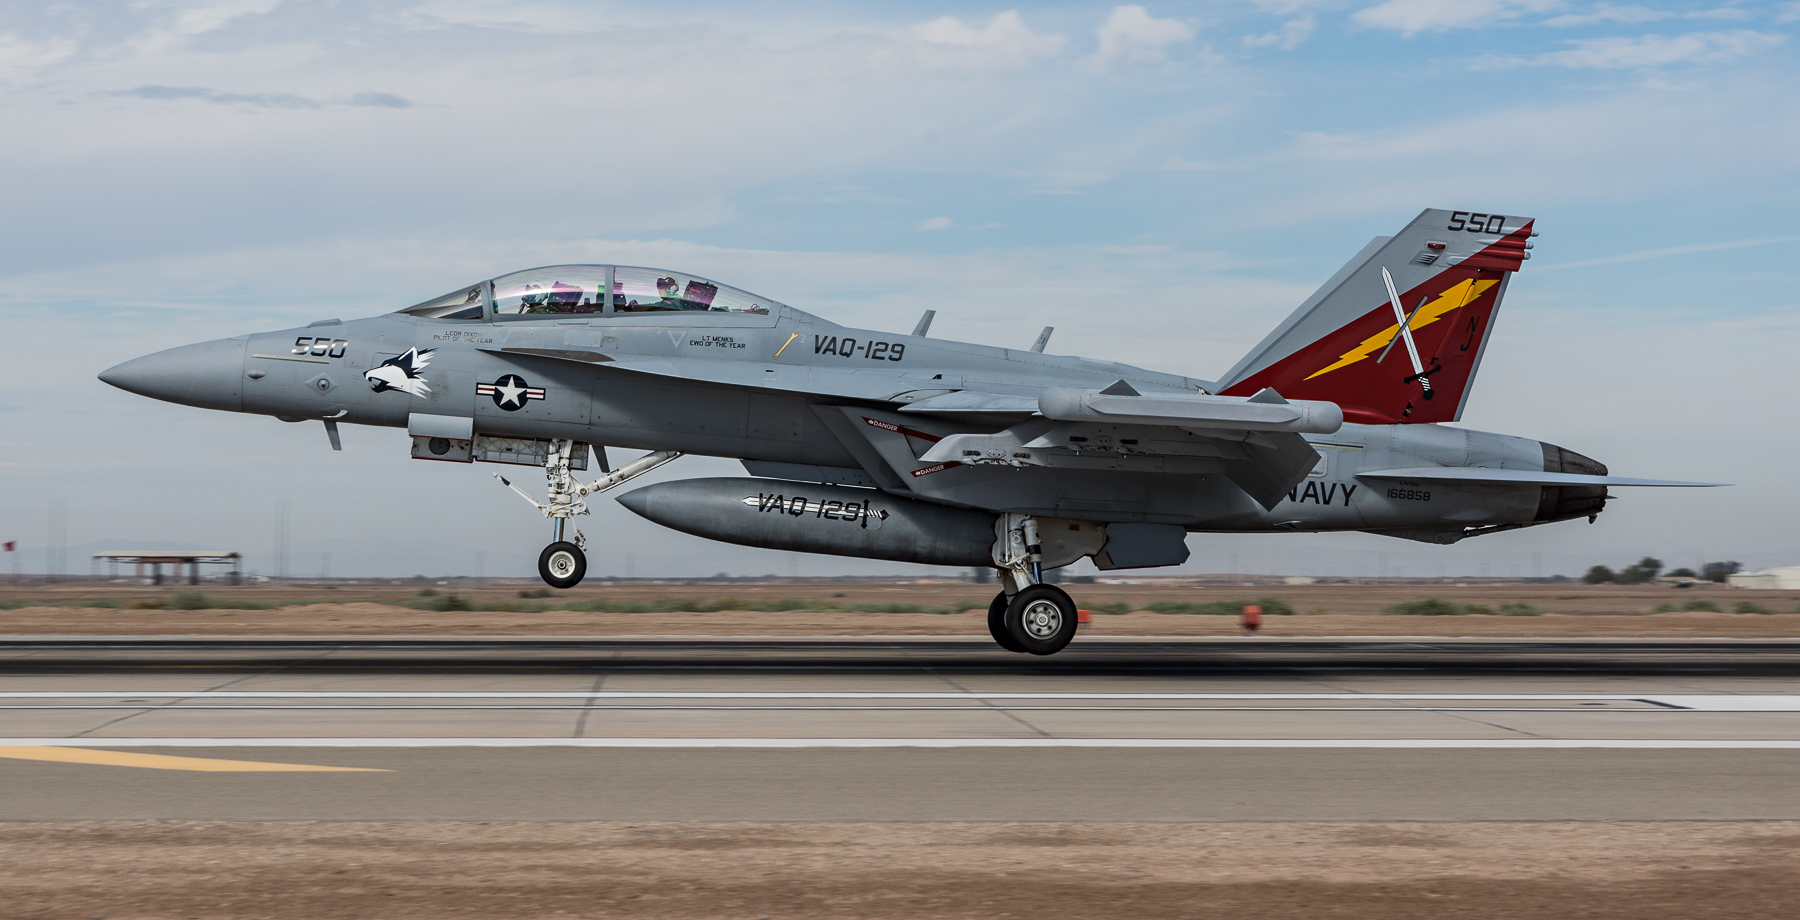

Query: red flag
<box><xmin>2</xmin><ymin>542</ymin><xmax>13</xmax><ymax>552</ymax></box>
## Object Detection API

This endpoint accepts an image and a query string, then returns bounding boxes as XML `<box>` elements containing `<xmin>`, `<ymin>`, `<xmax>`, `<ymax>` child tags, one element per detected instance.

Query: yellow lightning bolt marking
<box><xmin>1303</xmin><ymin>278</ymin><xmax>1497</xmax><ymax>381</ymax></box>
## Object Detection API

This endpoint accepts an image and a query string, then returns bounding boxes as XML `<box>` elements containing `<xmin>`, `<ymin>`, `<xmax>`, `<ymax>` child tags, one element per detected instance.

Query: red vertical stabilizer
<box><xmin>1217</xmin><ymin>210</ymin><xmax>1535</xmax><ymax>424</ymax></box>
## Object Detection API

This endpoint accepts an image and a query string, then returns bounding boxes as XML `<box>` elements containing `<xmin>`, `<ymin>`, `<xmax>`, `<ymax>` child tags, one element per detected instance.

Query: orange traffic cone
<box><xmin>1241</xmin><ymin>604</ymin><xmax>1262</xmax><ymax>634</ymax></box>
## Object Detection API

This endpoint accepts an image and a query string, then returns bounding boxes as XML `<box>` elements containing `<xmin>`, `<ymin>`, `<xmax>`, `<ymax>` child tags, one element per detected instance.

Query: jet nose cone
<box><xmin>100</xmin><ymin>338</ymin><xmax>246</xmax><ymax>412</ymax></box>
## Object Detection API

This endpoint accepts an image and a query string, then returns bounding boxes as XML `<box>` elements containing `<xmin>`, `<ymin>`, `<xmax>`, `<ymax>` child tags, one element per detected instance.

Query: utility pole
<box><xmin>273</xmin><ymin>499</ymin><xmax>290</xmax><ymax>584</ymax></box>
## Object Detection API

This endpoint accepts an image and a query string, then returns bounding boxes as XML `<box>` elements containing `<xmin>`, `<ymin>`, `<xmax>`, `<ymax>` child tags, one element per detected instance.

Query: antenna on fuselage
<box><xmin>1031</xmin><ymin>326</ymin><xmax>1053</xmax><ymax>353</ymax></box>
<box><xmin>912</xmin><ymin>310</ymin><xmax>936</xmax><ymax>337</ymax></box>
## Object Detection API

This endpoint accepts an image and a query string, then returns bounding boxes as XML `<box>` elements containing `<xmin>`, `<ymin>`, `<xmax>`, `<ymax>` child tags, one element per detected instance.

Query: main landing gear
<box><xmin>986</xmin><ymin>513</ymin><xmax>1080</xmax><ymax>656</ymax></box>
<box><xmin>495</xmin><ymin>440</ymin><xmax>682</xmax><ymax>589</ymax></box>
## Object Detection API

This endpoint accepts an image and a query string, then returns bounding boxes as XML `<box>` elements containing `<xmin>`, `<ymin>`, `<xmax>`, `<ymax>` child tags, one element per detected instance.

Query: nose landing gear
<box><xmin>494</xmin><ymin>440</ymin><xmax>682</xmax><ymax>589</ymax></box>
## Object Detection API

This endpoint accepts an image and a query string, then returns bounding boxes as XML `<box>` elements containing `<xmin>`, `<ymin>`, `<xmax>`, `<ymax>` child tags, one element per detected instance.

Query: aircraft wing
<box><xmin>1357</xmin><ymin>468</ymin><xmax>1726</xmax><ymax>487</ymax></box>
<box><xmin>489</xmin><ymin>350</ymin><xmax>1346</xmax><ymax>510</ymax></box>
<box><xmin>896</xmin><ymin>390</ymin><xmax>1040</xmax><ymax>414</ymax></box>
<box><xmin>892</xmin><ymin>386</ymin><xmax>1345</xmax><ymax>511</ymax></box>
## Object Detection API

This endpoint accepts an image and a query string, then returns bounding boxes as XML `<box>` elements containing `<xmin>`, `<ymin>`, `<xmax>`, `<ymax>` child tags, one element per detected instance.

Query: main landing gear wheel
<box><xmin>987</xmin><ymin>591</ymin><xmax>1026</xmax><ymax>653</ymax></box>
<box><xmin>538</xmin><ymin>541</ymin><xmax>587</xmax><ymax>590</ymax></box>
<box><xmin>1005</xmin><ymin>584</ymin><xmax>1078</xmax><ymax>656</ymax></box>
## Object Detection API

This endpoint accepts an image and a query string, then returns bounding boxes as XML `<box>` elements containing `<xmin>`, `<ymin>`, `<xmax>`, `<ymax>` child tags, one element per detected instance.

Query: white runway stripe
<box><xmin>4</xmin><ymin>692</ymin><xmax>1798</xmax><ymax>709</ymax></box>
<box><xmin>1</xmin><ymin>738</ymin><xmax>1799</xmax><ymax>749</ymax></box>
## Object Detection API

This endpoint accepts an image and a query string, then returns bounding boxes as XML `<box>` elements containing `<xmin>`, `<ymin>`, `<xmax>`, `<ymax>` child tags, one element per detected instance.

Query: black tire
<box><xmin>538</xmin><ymin>542</ymin><xmax>587</xmax><ymax>589</ymax></box>
<box><xmin>987</xmin><ymin>591</ymin><xmax>1026</xmax><ymax>653</ymax></box>
<box><xmin>1005</xmin><ymin>584</ymin><xmax>1078</xmax><ymax>656</ymax></box>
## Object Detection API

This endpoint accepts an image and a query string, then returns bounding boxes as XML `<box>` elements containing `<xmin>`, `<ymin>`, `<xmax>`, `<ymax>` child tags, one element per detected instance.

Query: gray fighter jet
<box><xmin>100</xmin><ymin>209</ymin><xmax>1717</xmax><ymax>654</ymax></box>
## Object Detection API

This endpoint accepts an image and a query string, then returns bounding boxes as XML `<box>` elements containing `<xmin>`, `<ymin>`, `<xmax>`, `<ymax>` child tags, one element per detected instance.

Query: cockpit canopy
<box><xmin>397</xmin><ymin>265</ymin><xmax>782</xmax><ymax>319</ymax></box>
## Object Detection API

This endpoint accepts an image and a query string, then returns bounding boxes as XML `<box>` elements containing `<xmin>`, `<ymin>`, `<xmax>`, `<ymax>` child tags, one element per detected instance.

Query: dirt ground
<box><xmin>2</xmin><ymin>583</ymin><xmax>1797</xmax><ymax>638</ymax></box>
<box><xmin>3</xmin><ymin>820</ymin><xmax>1796</xmax><ymax>919</ymax></box>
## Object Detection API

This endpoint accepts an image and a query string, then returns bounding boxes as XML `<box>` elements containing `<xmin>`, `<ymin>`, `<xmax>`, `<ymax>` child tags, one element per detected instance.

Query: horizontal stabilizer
<box><xmin>1357</xmin><ymin>468</ymin><xmax>1726</xmax><ymax>487</ymax></box>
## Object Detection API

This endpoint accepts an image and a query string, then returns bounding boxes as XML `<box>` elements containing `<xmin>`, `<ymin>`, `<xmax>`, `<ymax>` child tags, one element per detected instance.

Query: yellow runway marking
<box><xmin>0</xmin><ymin>746</ymin><xmax>388</xmax><ymax>772</ymax></box>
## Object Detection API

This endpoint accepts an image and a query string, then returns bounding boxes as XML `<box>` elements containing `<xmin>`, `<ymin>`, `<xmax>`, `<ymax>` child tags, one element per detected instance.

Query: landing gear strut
<box><xmin>495</xmin><ymin>440</ymin><xmax>682</xmax><ymax>589</ymax></box>
<box><xmin>988</xmin><ymin>513</ymin><xmax>1080</xmax><ymax>656</ymax></box>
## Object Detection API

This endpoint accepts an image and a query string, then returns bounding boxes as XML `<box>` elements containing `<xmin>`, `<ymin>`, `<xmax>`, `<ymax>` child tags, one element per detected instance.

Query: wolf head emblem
<box><xmin>364</xmin><ymin>347</ymin><xmax>435</xmax><ymax>397</ymax></box>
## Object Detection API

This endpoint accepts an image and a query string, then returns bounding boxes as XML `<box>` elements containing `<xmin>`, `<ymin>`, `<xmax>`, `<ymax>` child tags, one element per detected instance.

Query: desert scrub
<box><xmin>406</xmin><ymin>593</ymin><xmax>473</xmax><ymax>612</ymax></box>
<box><xmin>1147</xmin><ymin>597</ymin><xmax>1293</xmax><ymax>616</ymax></box>
<box><xmin>1091</xmin><ymin>602</ymin><xmax>1133</xmax><ymax>616</ymax></box>
<box><xmin>1384</xmin><ymin>598</ymin><xmax>1470</xmax><ymax>616</ymax></box>
<box><xmin>1386</xmin><ymin>598</ymin><xmax>1551</xmax><ymax>617</ymax></box>
<box><xmin>1649</xmin><ymin>599</ymin><xmax>1721</xmax><ymax>613</ymax></box>
<box><xmin>159</xmin><ymin>593</ymin><xmax>277</xmax><ymax>611</ymax></box>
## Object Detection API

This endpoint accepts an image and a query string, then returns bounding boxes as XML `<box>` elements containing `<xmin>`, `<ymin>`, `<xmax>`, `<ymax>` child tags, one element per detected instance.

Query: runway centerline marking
<box><xmin>0</xmin><ymin>738</ymin><xmax>1797</xmax><ymax>750</ymax></box>
<box><xmin>0</xmin><ymin>746</ymin><xmax>389</xmax><ymax>772</ymax></box>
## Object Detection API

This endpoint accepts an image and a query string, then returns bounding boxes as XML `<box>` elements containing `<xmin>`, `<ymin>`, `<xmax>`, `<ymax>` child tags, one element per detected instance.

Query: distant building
<box><xmin>93</xmin><ymin>551</ymin><xmax>241</xmax><ymax>586</ymax></box>
<box><xmin>1727</xmin><ymin>566</ymin><xmax>1800</xmax><ymax>590</ymax></box>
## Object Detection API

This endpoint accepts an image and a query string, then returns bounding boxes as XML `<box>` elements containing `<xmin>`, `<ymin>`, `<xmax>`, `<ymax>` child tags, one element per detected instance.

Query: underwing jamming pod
<box><xmin>616</xmin><ymin>477</ymin><xmax>998</xmax><ymax>567</ymax></box>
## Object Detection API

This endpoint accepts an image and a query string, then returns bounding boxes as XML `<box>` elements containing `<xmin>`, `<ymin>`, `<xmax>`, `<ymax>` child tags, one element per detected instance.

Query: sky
<box><xmin>3</xmin><ymin>0</ymin><xmax>1797</xmax><ymax>580</ymax></box>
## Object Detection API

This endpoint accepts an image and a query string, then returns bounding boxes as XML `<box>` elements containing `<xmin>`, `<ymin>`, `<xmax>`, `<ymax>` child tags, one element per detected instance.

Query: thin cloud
<box><xmin>1159</xmin><ymin>154</ymin><xmax>1230</xmax><ymax>171</ymax></box>
<box><xmin>1537</xmin><ymin>235</ymin><xmax>1800</xmax><ymax>270</ymax></box>
<box><xmin>349</xmin><ymin>92</ymin><xmax>412</xmax><ymax>109</ymax></box>
<box><xmin>1088</xmin><ymin>5</ymin><xmax>1195</xmax><ymax>69</ymax></box>
<box><xmin>910</xmin><ymin>10</ymin><xmax>1067</xmax><ymax>67</ymax></box>
<box><xmin>1475</xmin><ymin>30</ymin><xmax>1786</xmax><ymax>69</ymax></box>
<box><xmin>1543</xmin><ymin>4</ymin><xmax>1669</xmax><ymax>27</ymax></box>
<box><xmin>1353</xmin><ymin>0</ymin><xmax>1561</xmax><ymax>36</ymax></box>
<box><xmin>114</xmin><ymin>85</ymin><xmax>320</xmax><ymax>109</ymax></box>
<box><xmin>1243</xmin><ymin>15</ymin><xmax>1316</xmax><ymax>50</ymax></box>
<box><xmin>108</xmin><ymin>86</ymin><xmax>415</xmax><ymax>109</ymax></box>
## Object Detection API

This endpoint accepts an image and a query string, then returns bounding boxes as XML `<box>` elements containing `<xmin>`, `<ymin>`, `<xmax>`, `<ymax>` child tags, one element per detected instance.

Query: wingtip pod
<box><xmin>1038</xmin><ymin>387</ymin><xmax>1342</xmax><ymax>434</ymax></box>
<box><xmin>1217</xmin><ymin>208</ymin><xmax>1537</xmax><ymax>424</ymax></box>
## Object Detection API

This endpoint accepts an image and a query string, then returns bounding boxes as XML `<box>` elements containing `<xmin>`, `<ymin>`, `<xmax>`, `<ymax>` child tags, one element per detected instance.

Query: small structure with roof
<box><xmin>1727</xmin><ymin>566</ymin><xmax>1800</xmax><ymax>590</ymax></box>
<box><xmin>93</xmin><ymin>551</ymin><xmax>242</xmax><ymax>586</ymax></box>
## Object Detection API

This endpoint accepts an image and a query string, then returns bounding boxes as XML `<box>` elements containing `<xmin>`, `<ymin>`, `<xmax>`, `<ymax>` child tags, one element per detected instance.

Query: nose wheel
<box><xmin>538</xmin><ymin>542</ymin><xmax>587</xmax><ymax>590</ymax></box>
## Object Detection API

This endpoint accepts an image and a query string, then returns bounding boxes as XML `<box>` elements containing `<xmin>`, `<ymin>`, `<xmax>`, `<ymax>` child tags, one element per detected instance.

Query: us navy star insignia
<box><xmin>476</xmin><ymin>374</ymin><xmax>546</xmax><ymax>411</ymax></box>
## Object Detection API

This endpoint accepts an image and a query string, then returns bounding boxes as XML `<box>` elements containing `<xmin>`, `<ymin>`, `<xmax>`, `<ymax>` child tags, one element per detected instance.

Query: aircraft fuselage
<box><xmin>101</xmin><ymin>305</ymin><xmax>1601</xmax><ymax>544</ymax></box>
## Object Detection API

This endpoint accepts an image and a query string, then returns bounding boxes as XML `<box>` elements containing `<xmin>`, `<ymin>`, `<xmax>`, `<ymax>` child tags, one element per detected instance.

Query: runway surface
<box><xmin>3</xmin><ymin>636</ymin><xmax>1798</xmax><ymax>821</ymax></box>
